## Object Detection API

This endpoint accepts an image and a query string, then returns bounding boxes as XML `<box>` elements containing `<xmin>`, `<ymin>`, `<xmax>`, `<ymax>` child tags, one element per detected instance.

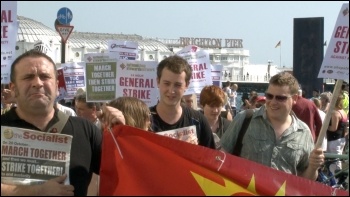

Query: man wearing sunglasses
<box><xmin>220</xmin><ymin>72</ymin><xmax>324</xmax><ymax>181</ymax></box>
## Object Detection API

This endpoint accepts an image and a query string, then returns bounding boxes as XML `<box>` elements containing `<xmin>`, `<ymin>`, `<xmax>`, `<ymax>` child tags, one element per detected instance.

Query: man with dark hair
<box><xmin>1</xmin><ymin>50</ymin><xmax>118</xmax><ymax>195</ymax></box>
<box><xmin>149</xmin><ymin>55</ymin><xmax>215</xmax><ymax>149</ymax></box>
<box><xmin>310</xmin><ymin>88</ymin><xmax>320</xmax><ymax>100</ymax></box>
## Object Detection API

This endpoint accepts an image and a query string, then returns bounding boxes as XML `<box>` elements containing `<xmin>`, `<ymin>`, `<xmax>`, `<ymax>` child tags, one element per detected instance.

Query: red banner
<box><xmin>100</xmin><ymin>125</ymin><xmax>348</xmax><ymax>196</ymax></box>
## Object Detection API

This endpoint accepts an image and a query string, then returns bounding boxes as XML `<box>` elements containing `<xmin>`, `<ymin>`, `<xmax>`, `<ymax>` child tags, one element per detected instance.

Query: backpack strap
<box><xmin>232</xmin><ymin>109</ymin><xmax>254</xmax><ymax>156</ymax></box>
<box><xmin>149</xmin><ymin>105</ymin><xmax>160</xmax><ymax>132</ymax></box>
<box><xmin>187</xmin><ymin>107</ymin><xmax>200</xmax><ymax>121</ymax></box>
<box><xmin>187</xmin><ymin>107</ymin><xmax>201</xmax><ymax>132</ymax></box>
<box><xmin>45</xmin><ymin>110</ymin><xmax>69</xmax><ymax>133</ymax></box>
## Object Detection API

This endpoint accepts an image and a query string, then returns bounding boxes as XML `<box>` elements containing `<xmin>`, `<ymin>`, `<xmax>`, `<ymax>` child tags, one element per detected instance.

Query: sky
<box><xmin>17</xmin><ymin>1</ymin><xmax>346</xmax><ymax>68</ymax></box>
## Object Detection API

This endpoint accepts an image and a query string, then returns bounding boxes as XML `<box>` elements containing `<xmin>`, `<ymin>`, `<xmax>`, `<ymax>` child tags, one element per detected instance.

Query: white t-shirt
<box><xmin>57</xmin><ymin>103</ymin><xmax>77</xmax><ymax>116</ymax></box>
<box><xmin>317</xmin><ymin>109</ymin><xmax>327</xmax><ymax>151</ymax></box>
<box><xmin>230</xmin><ymin>90</ymin><xmax>237</xmax><ymax>107</ymax></box>
<box><xmin>224</xmin><ymin>87</ymin><xmax>231</xmax><ymax>106</ymax></box>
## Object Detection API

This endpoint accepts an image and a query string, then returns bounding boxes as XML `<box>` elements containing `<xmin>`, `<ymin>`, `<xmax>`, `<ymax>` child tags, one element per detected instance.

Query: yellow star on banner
<box><xmin>191</xmin><ymin>171</ymin><xmax>286</xmax><ymax>196</ymax></box>
<box><xmin>274</xmin><ymin>181</ymin><xmax>286</xmax><ymax>196</ymax></box>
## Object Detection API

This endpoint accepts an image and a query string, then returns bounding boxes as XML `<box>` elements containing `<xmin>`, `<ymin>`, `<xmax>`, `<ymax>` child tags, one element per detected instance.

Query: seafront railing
<box><xmin>222</xmin><ymin>75</ymin><xmax>338</xmax><ymax>84</ymax></box>
<box><xmin>223</xmin><ymin>74</ymin><xmax>271</xmax><ymax>83</ymax></box>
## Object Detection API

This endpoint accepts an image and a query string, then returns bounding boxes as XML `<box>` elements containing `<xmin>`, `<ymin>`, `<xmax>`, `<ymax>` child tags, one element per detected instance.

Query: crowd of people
<box><xmin>1</xmin><ymin>50</ymin><xmax>349</xmax><ymax>195</ymax></box>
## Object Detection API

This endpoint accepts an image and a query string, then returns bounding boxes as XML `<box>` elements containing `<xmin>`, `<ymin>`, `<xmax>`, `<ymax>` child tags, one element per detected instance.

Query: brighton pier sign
<box><xmin>180</xmin><ymin>37</ymin><xmax>243</xmax><ymax>48</ymax></box>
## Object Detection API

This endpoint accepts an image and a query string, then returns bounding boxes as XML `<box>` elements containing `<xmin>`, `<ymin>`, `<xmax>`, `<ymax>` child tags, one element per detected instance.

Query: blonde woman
<box><xmin>222</xmin><ymin>93</ymin><xmax>233</xmax><ymax>121</ymax></box>
<box><xmin>108</xmin><ymin>97</ymin><xmax>151</xmax><ymax>131</ymax></box>
<box><xmin>327</xmin><ymin>94</ymin><xmax>347</xmax><ymax>175</ymax></box>
<box><xmin>87</xmin><ymin>97</ymin><xmax>151</xmax><ymax>196</ymax></box>
<box><xmin>87</xmin><ymin>97</ymin><xmax>152</xmax><ymax>196</ymax></box>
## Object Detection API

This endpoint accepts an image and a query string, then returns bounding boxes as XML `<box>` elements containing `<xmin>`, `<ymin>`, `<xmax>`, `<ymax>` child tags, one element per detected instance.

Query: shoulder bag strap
<box><xmin>232</xmin><ymin>109</ymin><xmax>254</xmax><ymax>156</ymax></box>
<box><xmin>46</xmin><ymin>110</ymin><xmax>69</xmax><ymax>133</ymax></box>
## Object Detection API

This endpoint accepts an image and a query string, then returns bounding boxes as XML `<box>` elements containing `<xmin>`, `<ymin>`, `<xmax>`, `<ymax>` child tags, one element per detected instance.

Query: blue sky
<box><xmin>17</xmin><ymin>1</ymin><xmax>346</xmax><ymax>67</ymax></box>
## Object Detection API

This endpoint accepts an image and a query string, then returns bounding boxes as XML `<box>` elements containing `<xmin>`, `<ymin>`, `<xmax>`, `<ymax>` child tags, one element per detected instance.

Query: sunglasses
<box><xmin>265</xmin><ymin>92</ymin><xmax>292</xmax><ymax>102</ymax></box>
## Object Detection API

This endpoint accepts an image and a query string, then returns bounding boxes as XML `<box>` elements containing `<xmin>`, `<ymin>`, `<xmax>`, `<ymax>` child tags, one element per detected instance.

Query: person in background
<box><xmin>242</xmin><ymin>90</ymin><xmax>258</xmax><ymax>110</ymax></box>
<box><xmin>181</xmin><ymin>93</ymin><xmax>198</xmax><ymax>110</ymax></box>
<box><xmin>108</xmin><ymin>97</ymin><xmax>152</xmax><ymax>131</ymax></box>
<box><xmin>312</xmin><ymin>98</ymin><xmax>325</xmax><ymax>122</ymax></box>
<box><xmin>292</xmin><ymin>88</ymin><xmax>323</xmax><ymax>142</ymax></box>
<box><xmin>199</xmin><ymin>85</ymin><xmax>231</xmax><ymax>149</ymax></box>
<box><xmin>229</xmin><ymin>83</ymin><xmax>238</xmax><ymax>117</ymax></box>
<box><xmin>221</xmin><ymin>94</ymin><xmax>233</xmax><ymax>121</ymax></box>
<box><xmin>243</xmin><ymin>95</ymin><xmax>259</xmax><ymax>110</ymax></box>
<box><xmin>221</xmin><ymin>71</ymin><xmax>324</xmax><ymax>181</ymax></box>
<box><xmin>75</xmin><ymin>93</ymin><xmax>102</xmax><ymax>129</ymax></box>
<box><xmin>1</xmin><ymin>102</ymin><xmax>12</xmax><ymax>115</ymax></box>
<box><xmin>320</xmin><ymin>92</ymin><xmax>332</xmax><ymax>113</ymax></box>
<box><xmin>149</xmin><ymin>55</ymin><xmax>215</xmax><ymax>149</ymax></box>
<box><xmin>55</xmin><ymin>95</ymin><xmax>77</xmax><ymax>116</ymax></box>
<box><xmin>222</xmin><ymin>81</ymin><xmax>233</xmax><ymax>116</ymax></box>
<box><xmin>255</xmin><ymin>95</ymin><xmax>266</xmax><ymax>108</ymax></box>
<box><xmin>341</xmin><ymin>82</ymin><xmax>349</xmax><ymax>115</ymax></box>
<box><xmin>239</xmin><ymin>92</ymin><xmax>249</xmax><ymax>111</ymax></box>
<box><xmin>223</xmin><ymin>81</ymin><xmax>231</xmax><ymax>96</ymax></box>
<box><xmin>1</xmin><ymin>95</ymin><xmax>13</xmax><ymax>115</ymax></box>
<box><xmin>310</xmin><ymin>89</ymin><xmax>320</xmax><ymax>100</ymax></box>
<box><xmin>249</xmin><ymin>90</ymin><xmax>258</xmax><ymax>100</ymax></box>
<box><xmin>85</xmin><ymin>97</ymin><xmax>152</xmax><ymax>196</ymax></box>
<box><xmin>1</xmin><ymin>86</ymin><xmax>16</xmax><ymax>115</ymax></box>
<box><xmin>327</xmin><ymin>94</ymin><xmax>347</xmax><ymax>176</ymax></box>
<box><xmin>311</xmin><ymin>98</ymin><xmax>327</xmax><ymax>152</ymax></box>
<box><xmin>74</xmin><ymin>92</ymin><xmax>103</xmax><ymax>196</ymax></box>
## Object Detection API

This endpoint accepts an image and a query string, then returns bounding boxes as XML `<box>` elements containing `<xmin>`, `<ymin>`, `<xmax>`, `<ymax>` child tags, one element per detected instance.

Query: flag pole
<box><xmin>275</xmin><ymin>41</ymin><xmax>281</xmax><ymax>67</ymax></box>
<box><xmin>279</xmin><ymin>44</ymin><xmax>281</xmax><ymax>67</ymax></box>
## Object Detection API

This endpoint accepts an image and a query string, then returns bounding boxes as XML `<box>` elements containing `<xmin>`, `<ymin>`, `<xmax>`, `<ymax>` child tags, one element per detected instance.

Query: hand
<box><xmin>244</xmin><ymin>99</ymin><xmax>254</xmax><ymax>109</ymax></box>
<box><xmin>1</xmin><ymin>89</ymin><xmax>16</xmax><ymax>104</ymax></box>
<box><xmin>308</xmin><ymin>148</ymin><xmax>324</xmax><ymax>171</ymax></box>
<box><xmin>100</xmin><ymin>105</ymin><xmax>125</xmax><ymax>127</ymax></box>
<box><xmin>38</xmin><ymin>174</ymin><xmax>74</xmax><ymax>196</ymax></box>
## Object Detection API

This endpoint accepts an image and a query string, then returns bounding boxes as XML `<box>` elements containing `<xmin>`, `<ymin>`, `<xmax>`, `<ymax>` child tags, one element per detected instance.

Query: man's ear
<box><xmin>56</xmin><ymin>80</ymin><xmax>60</xmax><ymax>98</ymax></box>
<box><xmin>292</xmin><ymin>94</ymin><xmax>299</xmax><ymax>104</ymax></box>
<box><xmin>9</xmin><ymin>82</ymin><xmax>15</xmax><ymax>97</ymax></box>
